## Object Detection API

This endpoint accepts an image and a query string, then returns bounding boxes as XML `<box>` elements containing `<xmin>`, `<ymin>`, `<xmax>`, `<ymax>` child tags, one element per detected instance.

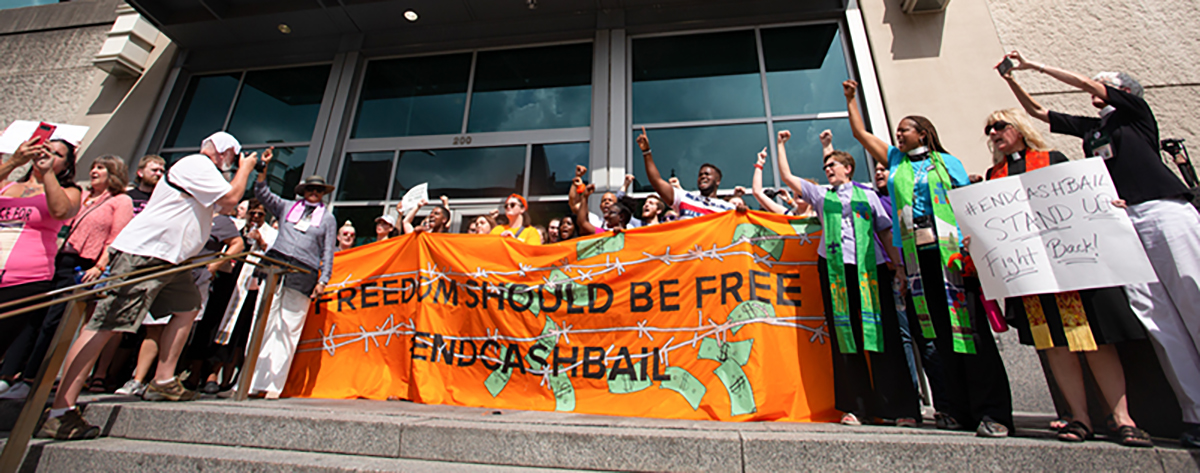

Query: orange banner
<box><xmin>284</xmin><ymin>210</ymin><xmax>837</xmax><ymax>423</ymax></box>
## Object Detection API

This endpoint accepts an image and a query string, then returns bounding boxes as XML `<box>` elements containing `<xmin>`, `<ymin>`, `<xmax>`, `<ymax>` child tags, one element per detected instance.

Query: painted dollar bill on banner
<box><xmin>949</xmin><ymin>158</ymin><xmax>1156</xmax><ymax>300</ymax></box>
<box><xmin>282</xmin><ymin>210</ymin><xmax>837</xmax><ymax>423</ymax></box>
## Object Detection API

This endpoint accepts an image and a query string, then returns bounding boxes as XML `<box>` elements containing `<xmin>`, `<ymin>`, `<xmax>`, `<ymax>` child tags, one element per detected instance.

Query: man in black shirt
<box><xmin>128</xmin><ymin>155</ymin><xmax>165</xmax><ymax>215</ymax></box>
<box><xmin>1002</xmin><ymin>50</ymin><xmax>1200</xmax><ymax>448</ymax></box>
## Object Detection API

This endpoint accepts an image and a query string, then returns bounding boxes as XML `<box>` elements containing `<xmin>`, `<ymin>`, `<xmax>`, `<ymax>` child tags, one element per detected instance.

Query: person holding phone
<box><xmin>843</xmin><ymin>80</ymin><xmax>1013</xmax><ymax>438</ymax></box>
<box><xmin>1001</xmin><ymin>50</ymin><xmax>1200</xmax><ymax>448</ymax></box>
<box><xmin>0</xmin><ymin>136</ymin><xmax>81</xmax><ymax>362</ymax></box>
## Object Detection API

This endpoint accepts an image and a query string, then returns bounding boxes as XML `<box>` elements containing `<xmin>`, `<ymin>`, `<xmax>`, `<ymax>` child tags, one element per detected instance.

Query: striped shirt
<box><xmin>672</xmin><ymin>189</ymin><xmax>734</xmax><ymax>219</ymax></box>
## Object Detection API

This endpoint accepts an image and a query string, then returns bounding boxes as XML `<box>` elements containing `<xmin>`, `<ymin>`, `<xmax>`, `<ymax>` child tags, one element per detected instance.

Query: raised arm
<box><xmin>843</xmin><ymin>80</ymin><xmax>889</xmax><ymax>166</ymax></box>
<box><xmin>637</xmin><ymin>128</ymin><xmax>675</xmax><ymax>205</ymax></box>
<box><xmin>775</xmin><ymin>130</ymin><xmax>808</xmax><ymax>197</ymax></box>
<box><xmin>0</xmin><ymin>137</ymin><xmax>42</xmax><ymax>186</ymax></box>
<box><xmin>221</xmin><ymin>151</ymin><xmax>258</xmax><ymax>213</ymax></box>
<box><xmin>751</xmin><ymin>148</ymin><xmax>787</xmax><ymax>214</ymax></box>
<box><xmin>1008</xmin><ymin>50</ymin><xmax>1108</xmax><ymax>103</ymax></box>
<box><xmin>31</xmin><ymin>146</ymin><xmax>81</xmax><ymax>220</ymax></box>
<box><xmin>574</xmin><ymin>187</ymin><xmax>599</xmax><ymax>236</ymax></box>
<box><xmin>400</xmin><ymin>198</ymin><xmax>425</xmax><ymax>234</ymax></box>
<box><xmin>1001</xmin><ymin>52</ymin><xmax>1050</xmax><ymax>122</ymax></box>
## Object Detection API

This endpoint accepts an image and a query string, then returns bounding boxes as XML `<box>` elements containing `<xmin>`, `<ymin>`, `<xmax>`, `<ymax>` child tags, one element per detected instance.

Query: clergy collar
<box><xmin>1099</xmin><ymin>105</ymin><xmax>1116</xmax><ymax>118</ymax></box>
<box><xmin>1008</xmin><ymin>151</ymin><xmax>1024</xmax><ymax>161</ymax></box>
<box><xmin>907</xmin><ymin>146</ymin><xmax>930</xmax><ymax>157</ymax></box>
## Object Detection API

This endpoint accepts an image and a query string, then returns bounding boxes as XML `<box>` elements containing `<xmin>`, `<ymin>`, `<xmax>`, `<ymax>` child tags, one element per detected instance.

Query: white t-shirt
<box><xmin>110</xmin><ymin>154</ymin><xmax>232</xmax><ymax>264</ymax></box>
<box><xmin>672</xmin><ymin>189</ymin><xmax>735</xmax><ymax>219</ymax></box>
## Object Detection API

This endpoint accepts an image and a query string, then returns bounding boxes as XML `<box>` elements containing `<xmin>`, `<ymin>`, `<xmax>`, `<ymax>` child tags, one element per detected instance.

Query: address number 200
<box><xmin>452</xmin><ymin>136</ymin><xmax>473</xmax><ymax>145</ymax></box>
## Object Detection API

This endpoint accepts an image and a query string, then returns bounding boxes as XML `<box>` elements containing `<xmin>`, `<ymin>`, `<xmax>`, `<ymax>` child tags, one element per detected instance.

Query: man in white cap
<box><xmin>40</xmin><ymin>132</ymin><xmax>257</xmax><ymax>440</ymax></box>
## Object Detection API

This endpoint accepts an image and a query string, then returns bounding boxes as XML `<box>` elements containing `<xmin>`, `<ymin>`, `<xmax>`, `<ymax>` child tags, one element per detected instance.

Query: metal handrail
<box><xmin>0</xmin><ymin>250</ymin><xmax>311</xmax><ymax>472</ymax></box>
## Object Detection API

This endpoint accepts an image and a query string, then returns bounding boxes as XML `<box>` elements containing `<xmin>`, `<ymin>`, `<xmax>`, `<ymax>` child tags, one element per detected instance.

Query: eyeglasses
<box><xmin>505</xmin><ymin>202</ymin><xmax>522</xmax><ymax>209</ymax></box>
<box><xmin>984</xmin><ymin>121</ymin><xmax>1011</xmax><ymax>134</ymax></box>
<box><xmin>248</xmin><ymin>211</ymin><xmax>265</xmax><ymax>217</ymax></box>
<box><xmin>822</xmin><ymin>162</ymin><xmax>841</xmax><ymax>170</ymax></box>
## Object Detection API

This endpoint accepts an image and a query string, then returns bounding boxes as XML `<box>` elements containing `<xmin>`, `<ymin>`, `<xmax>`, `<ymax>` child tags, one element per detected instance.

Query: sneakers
<box><xmin>115</xmin><ymin>379</ymin><xmax>147</xmax><ymax>396</ymax></box>
<box><xmin>976</xmin><ymin>416</ymin><xmax>1010</xmax><ymax>438</ymax></box>
<box><xmin>0</xmin><ymin>379</ymin><xmax>11</xmax><ymax>394</ymax></box>
<box><xmin>840</xmin><ymin>412</ymin><xmax>863</xmax><ymax>426</ymax></box>
<box><xmin>141</xmin><ymin>378</ymin><xmax>198</xmax><ymax>402</ymax></box>
<box><xmin>36</xmin><ymin>408</ymin><xmax>100</xmax><ymax>440</ymax></box>
<box><xmin>0</xmin><ymin>381</ymin><xmax>31</xmax><ymax>400</ymax></box>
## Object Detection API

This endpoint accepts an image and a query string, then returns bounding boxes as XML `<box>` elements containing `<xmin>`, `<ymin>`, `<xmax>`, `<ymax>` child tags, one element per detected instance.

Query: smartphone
<box><xmin>996</xmin><ymin>57</ymin><xmax>1014</xmax><ymax>76</ymax></box>
<box><xmin>31</xmin><ymin>122</ymin><xmax>55</xmax><ymax>143</ymax></box>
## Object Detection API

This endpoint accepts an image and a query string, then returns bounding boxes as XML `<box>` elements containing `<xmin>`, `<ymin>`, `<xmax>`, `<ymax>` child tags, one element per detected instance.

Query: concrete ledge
<box><xmin>34</xmin><ymin>438</ymin><xmax>578</xmax><ymax>473</ymax></box>
<box><xmin>79</xmin><ymin>402</ymin><xmax>410</xmax><ymax>458</ymax></box>
<box><xmin>401</xmin><ymin>419</ymin><xmax>743</xmax><ymax>472</ymax></box>
<box><xmin>742</xmin><ymin>431</ymin><xmax>1193</xmax><ymax>472</ymax></box>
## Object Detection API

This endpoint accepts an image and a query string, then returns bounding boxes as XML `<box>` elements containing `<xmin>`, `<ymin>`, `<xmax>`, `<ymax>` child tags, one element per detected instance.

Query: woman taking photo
<box><xmin>0</xmin><ymin>155</ymin><xmax>130</xmax><ymax>398</ymax></box>
<box><xmin>490</xmin><ymin>194</ymin><xmax>541</xmax><ymax>245</ymax></box>
<box><xmin>774</xmin><ymin>134</ymin><xmax>919</xmax><ymax>427</ymax></box>
<box><xmin>980</xmin><ymin>109</ymin><xmax>1151</xmax><ymax>446</ymax></box>
<box><xmin>0</xmin><ymin>137</ymin><xmax>81</xmax><ymax>356</ymax></box>
<box><xmin>843</xmin><ymin>80</ymin><xmax>1013</xmax><ymax>437</ymax></box>
<box><xmin>247</xmin><ymin>149</ymin><xmax>336</xmax><ymax>398</ymax></box>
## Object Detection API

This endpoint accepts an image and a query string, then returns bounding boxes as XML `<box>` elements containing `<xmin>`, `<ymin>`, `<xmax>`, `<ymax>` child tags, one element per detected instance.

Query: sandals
<box><xmin>840</xmin><ymin>412</ymin><xmax>863</xmax><ymax>426</ymax></box>
<box><xmin>1114</xmin><ymin>425</ymin><xmax>1153</xmax><ymax>448</ymax></box>
<box><xmin>1057</xmin><ymin>420</ymin><xmax>1093</xmax><ymax>442</ymax></box>
<box><xmin>87</xmin><ymin>377</ymin><xmax>107</xmax><ymax>393</ymax></box>
<box><xmin>1050</xmin><ymin>415</ymin><xmax>1073</xmax><ymax>431</ymax></box>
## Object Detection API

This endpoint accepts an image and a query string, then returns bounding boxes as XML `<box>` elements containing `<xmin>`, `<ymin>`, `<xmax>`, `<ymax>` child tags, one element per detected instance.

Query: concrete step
<box><xmin>33</xmin><ymin>438</ymin><xmax>585</xmax><ymax>472</ymax></box>
<box><xmin>5</xmin><ymin>396</ymin><xmax>1198</xmax><ymax>472</ymax></box>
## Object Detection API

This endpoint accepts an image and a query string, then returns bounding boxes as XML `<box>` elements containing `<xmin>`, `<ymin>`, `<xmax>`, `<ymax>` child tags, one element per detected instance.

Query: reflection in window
<box><xmin>164</xmin><ymin>74</ymin><xmax>240</xmax><ymax>148</ymax></box>
<box><xmin>227</xmin><ymin>65</ymin><xmax>331</xmax><ymax>145</ymax></box>
<box><xmin>391</xmin><ymin>146</ymin><xmax>527</xmax><ymax>199</ymax></box>
<box><xmin>241</xmin><ymin>146</ymin><xmax>309</xmax><ymax>200</ymax></box>
<box><xmin>629</xmin><ymin>123</ymin><xmax>771</xmax><ymax>194</ymax></box>
<box><xmin>762</xmin><ymin>25</ymin><xmax>849</xmax><ymax>116</ymax></box>
<box><xmin>337</xmin><ymin>152</ymin><xmax>393</xmax><ymax>201</ymax></box>
<box><xmin>467</xmin><ymin>43</ymin><xmax>592</xmax><ymax>133</ymax></box>
<box><xmin>528</xmin><ymin>143</ymin><xmax>589</xmax><ymax>196</ymax></box>
<box><xmin>0</xmin><ymin>0</ymin><xmax>58</xmax><ymax>10</ymax></box>
<box><xmin>353</xmin><ymin>54</ymin><xmax>472</xmax><ymax>138</ymax></box>
<box><xmin>774</xmin><ymin>118</ymin><xmax>869</xmax><ymax>184</ymax></box>
<box><xmin>332</xmin><ymin>205</ymin><xmax>384</xmax><ymax>246</ymax></box>
<box><xmin>632</xmin><ymin>31</ymin><xmax>764</xmax><ymax>124</ymax></box>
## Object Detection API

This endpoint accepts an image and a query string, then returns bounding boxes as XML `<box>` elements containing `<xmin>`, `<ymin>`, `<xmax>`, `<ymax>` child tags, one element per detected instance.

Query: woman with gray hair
<box><xmin>1003</xmin><ymin>50</ymin><xmax>1200</xmax><ymax>448</ymax></box>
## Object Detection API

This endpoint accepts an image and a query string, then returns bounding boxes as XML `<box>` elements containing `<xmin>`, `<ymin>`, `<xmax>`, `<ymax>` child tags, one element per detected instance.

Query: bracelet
<box><xmin>575</xmin><ymin>184</ymin><xmax>587</xmax><ymax>195</ymax></box>
<box><xmin>641</xmin><ymin>149</ymin><xmax>652</xmax><ymax>155</ymax></box>
<box><xmin>754</xmin><ymin>163</ymin><xmax>763</xmax><ymax>170</ymax></box>
<box><xmin>255</xmin><ymin>160</ymin><xmax>267</xmax><ymax>172</ymax></box>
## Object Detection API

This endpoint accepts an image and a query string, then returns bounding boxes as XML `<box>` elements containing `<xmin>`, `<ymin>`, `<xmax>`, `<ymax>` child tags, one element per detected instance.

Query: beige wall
<box><xmin>985</xmin><ymin>0</ymin><xmax>1200</xmax><ymax>179</ymax></box>
<box><xmin>857</xmin><ymin>0</ymin><xmax>1017</xmax><ymax>175</ymax></box>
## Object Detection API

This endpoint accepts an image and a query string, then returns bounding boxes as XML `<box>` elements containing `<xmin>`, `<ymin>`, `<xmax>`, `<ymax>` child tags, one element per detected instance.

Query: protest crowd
<box><xmin>1</xmin><ymin>48</ymin><xmax>1199</xmax><ymax>452</ymax></box>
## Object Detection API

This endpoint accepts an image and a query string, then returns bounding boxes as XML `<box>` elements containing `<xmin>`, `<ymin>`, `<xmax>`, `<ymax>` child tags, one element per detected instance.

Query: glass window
<box><xmin>629</xmin><ymin>123</ymin><xmax>771</xmax><ymax>194</ymax></box>
<box><xmin>774</xmin><ymin>118</ymin><xmax>870</xmax><ymax>184</ymax></box>
<box><xmin>762</xmin><ymin>25</ymin><xmax>849</xmax><ymax>116</ymax></box>
<box><xmin>391</xmin><ymin>146</ymin><xmax>527</xmax><ymax>200</ymax></box>
<box><xmin>333</xmin><ymin>205</ymin><xmax>385</xmax><ymax>246</ymax></box>
<box><xmin>467</xmin><ymin>44</ymin><xmax>593</xmax><ymax>133</ymax></box>
<box><xmin>528</xmin><ymin>142</ymin><xmax>589</xmax><ymax>196</ymax></box>
<box><xmin>632</xmin><ymin>31</ymin><xmax>764</xmax><ymax>124</ymax></box>
<box><xmin>227</xmin><ymin>65</ymin><xmax>331</xmax><ymax>145</ymax></box>
<box><xmin>337</xmin><ymin>151</ymin><xmax>394</xmax><ymax>201</ymax></box>
<box><xmin>240</xmin><ymin>146</ymin><xmax>309</xmax><ymax>200</ymax></box>
<box><xmin>0</xmin><ymin>0</ymin><xmax>58</xmax><ymax>11</ymax></box>
<box><xmin>352</xmin><ymin>54</ymin><xmax>472</xmax><ymax>138</ymax></box>
<box><xmin>164</xmin><ymin>73</ymin><xmax>240</xmax><ymax>148</ymax></box>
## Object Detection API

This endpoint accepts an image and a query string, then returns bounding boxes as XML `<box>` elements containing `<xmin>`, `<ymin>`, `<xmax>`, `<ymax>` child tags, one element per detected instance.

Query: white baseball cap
<box><xmin>202</xmin><ymin>131</ymin><xmax>241</xmax><ymax>155</ymax></box>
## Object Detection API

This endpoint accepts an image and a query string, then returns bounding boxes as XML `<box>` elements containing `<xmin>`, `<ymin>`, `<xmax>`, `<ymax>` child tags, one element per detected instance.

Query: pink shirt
<box><xmin>64</xmin><ymin>190</ymin><xmax>134</xmax><ymax>262</ymax></box>
<box><xmin>0</xmin><ymin>182</ymin><xmax>65</xmax><ymax>288</ymax></box>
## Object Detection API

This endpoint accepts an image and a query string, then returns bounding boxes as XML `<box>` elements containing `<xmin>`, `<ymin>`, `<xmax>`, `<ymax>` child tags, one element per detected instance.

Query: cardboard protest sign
<box><xmin>283</xmin><ymin>210</ymin><xmax>838</xmax><ymax>423</ymax></box>
<box><xmin>0</xmin><ymin>121</ymin><xmax>89</xmax><ymax>154</ymax></box>
<box><xmin>949</xmin><ymin>158</ymin><xmax>1156</xmax><ymax>300</ymax></box>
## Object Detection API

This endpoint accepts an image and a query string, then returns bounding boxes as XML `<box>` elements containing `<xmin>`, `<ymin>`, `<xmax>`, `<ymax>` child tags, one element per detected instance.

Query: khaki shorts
<box><xmin>85</xmin><ymin>251</ymin><xmax>203</xmax><ymax>333</ymax></box>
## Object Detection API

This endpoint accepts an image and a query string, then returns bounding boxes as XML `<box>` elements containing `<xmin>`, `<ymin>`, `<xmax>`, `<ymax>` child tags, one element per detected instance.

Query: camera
<box><xmin>1162</xmin><ymin>138</ymin><xmax>1185</xmax><ymax>155</ymax></box>
<box><xmin>763</xmin><ymin>188</ymin><xmax>779</xmax><ymax>199</ymax></box>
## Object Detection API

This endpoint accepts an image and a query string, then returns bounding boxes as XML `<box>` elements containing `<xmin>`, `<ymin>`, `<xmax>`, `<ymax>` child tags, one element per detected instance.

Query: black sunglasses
<box><xmin>984</xmin><ymin>121</ymin><xmax>1011</xmax><ymax>134</ymax></box>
